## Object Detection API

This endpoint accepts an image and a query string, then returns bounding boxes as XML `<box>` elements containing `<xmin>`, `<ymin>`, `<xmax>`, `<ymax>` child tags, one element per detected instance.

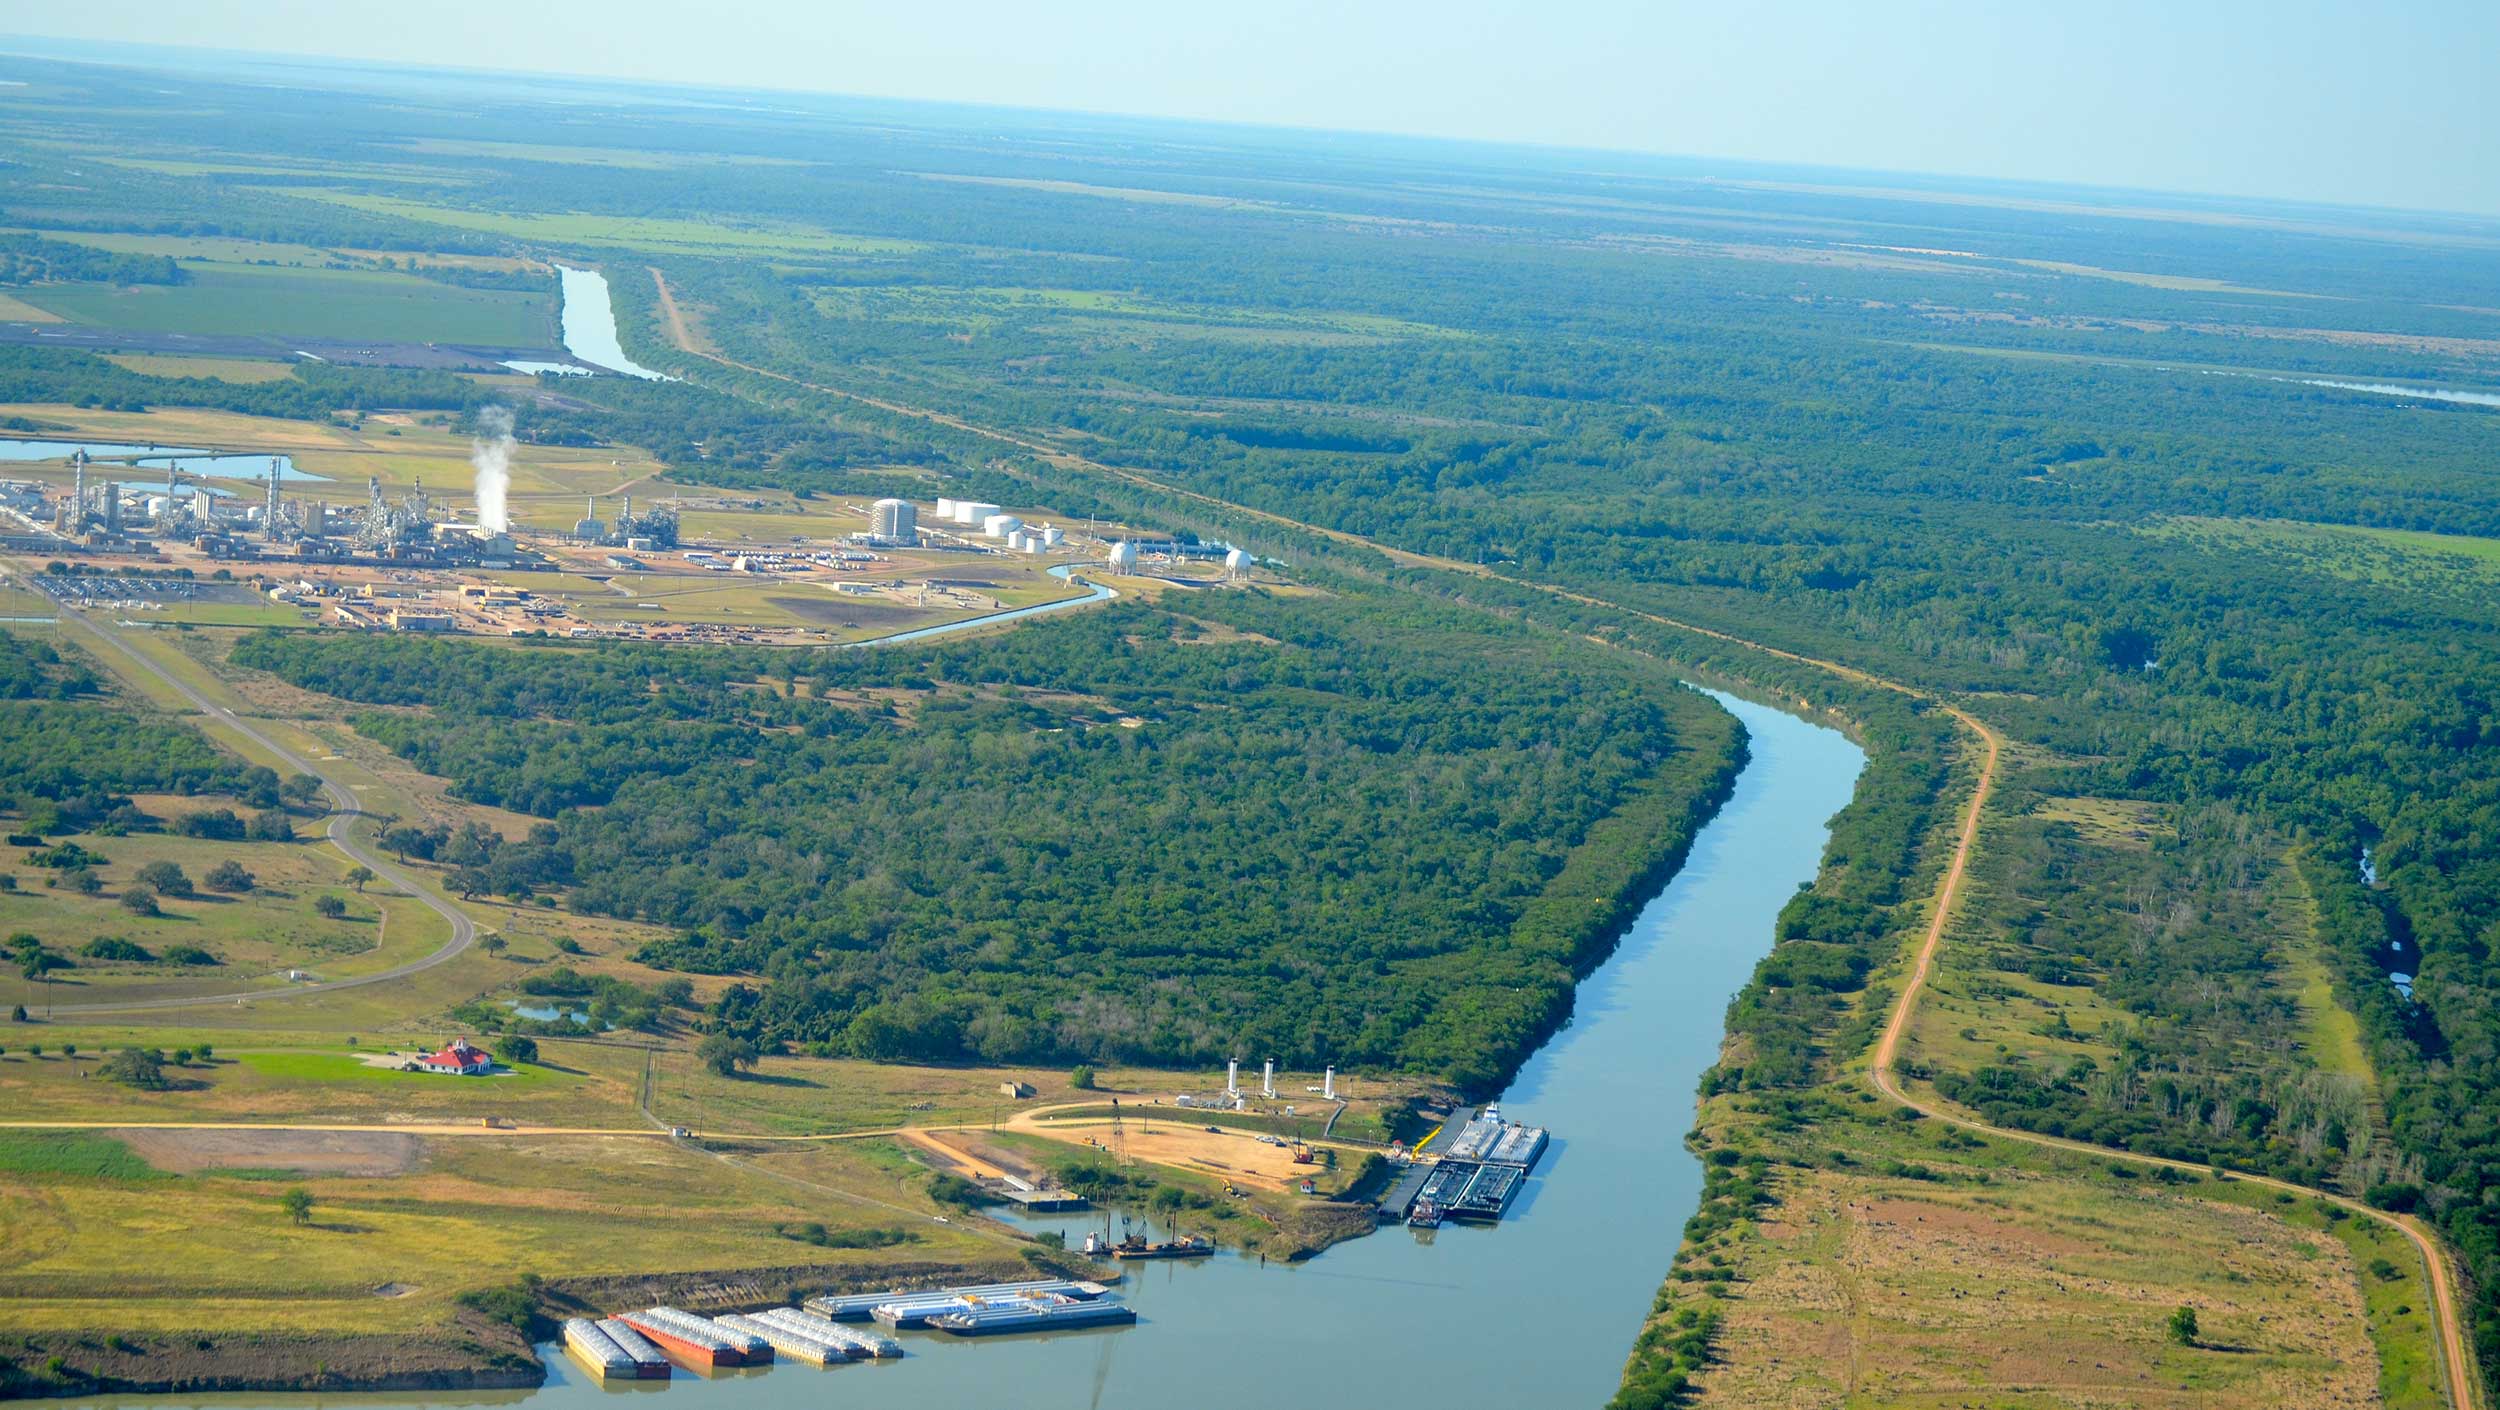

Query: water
<box><xmin>506</xmin><ymin>1001</ymin><xmax>597</xmax><ymax>1026</ymax></box>
<box><xmin>2284</xmin><ymin>378</ymin><xmax>2500</xmax><ymax>409</ymax></box>
<box><xmin>0</xmin><ymin>439</ymin><xmax>326</xmax><ymax>483</ymax></box>
<box><xmin>555</xmin><ymin>267</ymin><xmax>675</xmax><ymax>381</ymax></box>
<box><xmin>844</xmin><ymin>565</ymin><xmax>1118</xmax><ymax>646</ymax></box>
<box><xmin>51</xmin><ymin>691</ymin><xmax>1862</xmax><ymax>1410</ymax></box>
<box><xmin>502</xmin><ymin>360</ymin><xmax>595</xmax><ymax>378</ymax></box>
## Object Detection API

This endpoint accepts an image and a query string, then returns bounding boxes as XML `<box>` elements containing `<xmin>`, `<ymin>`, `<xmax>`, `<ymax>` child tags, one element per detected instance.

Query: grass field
<box><xmin>2148</xmin><ymin>516</ymin><xmax>2500</xmax><ymax>595</ymax></box>
<box><xmin>814</xmin><ymin>283</ymin><xmax>1456</xmax><ymax>342</ymax></box>
<box><xmin>0</xmin><ymin>404</ymin><xmax>670</xmax><ymax>509</ymax></box>
<box><xmin>0</xmin><ymin>290</ymin><xmax>61</xmax><ymax>322</ymax></box>
<box><xmin>0</xmin><ymin>1126</ymin><xmax>1017</xmax><ymax>1338</ymax></box>
<box><xmin>17</xmin><ymin>263</ymin><xmax>555</xmax><ymax>345</ymax></box>
<box><xmin>280</xmin><ymin>191</ymin><xmax>920</xmax><ymax>257</ymax></box>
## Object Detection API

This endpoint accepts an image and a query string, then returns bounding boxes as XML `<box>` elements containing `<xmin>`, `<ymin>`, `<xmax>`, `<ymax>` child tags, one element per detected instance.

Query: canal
<box><xmin>58</xmin><ymin>690</ymin><xmax>1862</xmax><ymax>1410</ymax></box>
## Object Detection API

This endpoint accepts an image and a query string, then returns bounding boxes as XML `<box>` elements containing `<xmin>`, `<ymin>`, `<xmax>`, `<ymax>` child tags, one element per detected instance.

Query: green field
<box><xmin>17</xmin><ymin>263</ymin><xmax>554</xmax><ymax>345</ymax></box>
<box><xmin>280</xmin><ymin>191</ymin><xmax>920</xmax><ymax>257</ymax></box>
<box><xmin>2148</xmin><ymin>516</ymin><xmax>2500</xmax><ymax>595</ymax></box>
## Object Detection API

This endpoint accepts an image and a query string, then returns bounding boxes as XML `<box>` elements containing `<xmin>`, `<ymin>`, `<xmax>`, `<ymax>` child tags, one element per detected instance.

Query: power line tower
<box><xmin>1109</xmin><ymin>1096</ymin><xmax>1130</xmax><ymax>1168</ymax></box>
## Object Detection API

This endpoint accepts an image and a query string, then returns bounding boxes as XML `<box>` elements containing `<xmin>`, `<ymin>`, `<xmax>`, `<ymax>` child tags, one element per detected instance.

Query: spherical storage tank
<box><xmin>1107</xmin><ymin>540</ymin><xmax>1139</xmax><ymax>572</ymax></box>
<box><xmin>1225</xmin><ymin>547</ymin><xmax>1251</xmax><ymax>573</ymax></box>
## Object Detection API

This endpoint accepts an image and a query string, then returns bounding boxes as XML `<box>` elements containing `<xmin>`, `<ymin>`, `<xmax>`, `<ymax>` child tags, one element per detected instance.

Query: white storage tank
<box><xmin>1023</xmin><ymin>536</ymin><xmax>1047</xmax><ymax>554</ymax></box>
<box><xmin>953</xmin><ymin>500</ymin><xmax>1000</xmax><ymax>526</ymax></box>
<box><xmin>1107</xmin><ymin>540</ymin><xmax>1138</xmax><ymax>572</ymax></box>
<box><xmin>982</xmin><ymin>513</ymin><xmax>1023</xmax><ymax>539</ymax></box>
<box><xmin>1226</xmin><ymin>547</ymin><xmax>1251</xmax><ymax>574</ymax></box>
<box><xmin>1040</xmin><ymin>525</ymin><xmax>1064</xmax><ymax>548</ymax></box>
<box><xmin>935</xmin><ymin>497</ymin><xmax>958</xmax><ymax>518</ymax></box>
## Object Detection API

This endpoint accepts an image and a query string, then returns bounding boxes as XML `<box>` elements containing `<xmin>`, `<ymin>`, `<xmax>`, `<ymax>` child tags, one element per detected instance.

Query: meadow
<box><xmin>16</xmin><ymin>262</ymin><xmax>554</xmax><ymax>346</ymax></box>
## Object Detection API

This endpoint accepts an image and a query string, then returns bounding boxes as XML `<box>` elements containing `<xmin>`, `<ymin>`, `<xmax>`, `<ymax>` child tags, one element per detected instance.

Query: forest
<box><xmin>10</xmin><ymin>57</ymin><xmax>2500</xmax><ymax>1388</ymax></box>
<box><xmin>232</xmin><ymin>586</ymin><xmax>1744</xmax><ymax>1089</ymax></box>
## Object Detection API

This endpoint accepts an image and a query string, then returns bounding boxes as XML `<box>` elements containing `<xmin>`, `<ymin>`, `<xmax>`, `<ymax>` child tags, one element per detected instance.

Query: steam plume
<box><xmin>471</xmin><ymin>406</ymin><xmax>514</xmax><ymax>533</ymax></box>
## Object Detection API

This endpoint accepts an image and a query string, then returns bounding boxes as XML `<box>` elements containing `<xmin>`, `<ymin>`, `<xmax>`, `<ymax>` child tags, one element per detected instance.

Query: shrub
<box><xmin>247</xmin><ymin>811</ymin><xmax>295</xmax><ymax>842</ymax></box>
<box><xmin>203</xmin><ymin>860</ymin><xmax>254</xmax><ymax>892</ymax></box>
<box><xmin>163</xmin><ymin>945</ymin><xmax>218</xmax><ymax>966</ymax></box>
<box><xmin>79</xmin><ymin>937</ymin><xmax>152</xmax><ymax>962</ymax></box>
<box><xmin>492</xmin><ymin>1035</ymin><xmax>538</xmax><ymax>1066</ymax></box>
<box><xmin>175</xmin><ymin>809</ymin><xmax>244</xmax><ymax>841</ymax></box>
<box><xmin>1071</xmin><ymin>1064</ymin><xmax>1097</xmax><ymax>1090</ymax></box>
<box><xmin>312</xmin><ymin>894</ymin><xmax>347</xmax><ymax>919</ymax></box>
<box><xmin>133</xmin><ymin>861</ymin><xmax>191</xmax><ymax>898</ymax></box>
<box><xmin>119</xmin><ymin>886</ymin><xmax>159</xmax><ymax>916</ymax></box>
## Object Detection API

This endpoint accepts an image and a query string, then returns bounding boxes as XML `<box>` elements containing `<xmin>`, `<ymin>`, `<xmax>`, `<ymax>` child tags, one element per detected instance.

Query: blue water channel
<box><xmin>54</xmin><ymin>690</ymin><xmax>1862</xmax><ymax>1410</ymax></box>
<box><xmin>554</xmin><ymin>267</ymin><xmax>674</xmax><ymax>381</ymax></box>
<box><xmin>0</xmin><ymin>438</ymin><xmax>326</xmax><ymax>483</ymax></box>
<box><xmin>844</xmin><ymin>565</ymin><xmax>1117</xmax><ymax>647</ymax></box>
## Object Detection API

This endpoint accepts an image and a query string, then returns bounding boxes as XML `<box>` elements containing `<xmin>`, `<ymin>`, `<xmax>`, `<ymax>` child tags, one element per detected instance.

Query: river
<box><xmin>553</xmin><ymin>267</ymin><xmax>674</xmax><ymax>381</ymax></box>
<box><xmin>56</xmin><ymin>691</ymin><xmax>1862</xmax><ymax>1410</ymax></box>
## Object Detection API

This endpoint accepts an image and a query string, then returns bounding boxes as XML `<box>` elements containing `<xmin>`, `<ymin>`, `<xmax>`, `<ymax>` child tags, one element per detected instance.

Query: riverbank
<box><xmin>2</xmin><ymin>1309</ymin><xmax>540</xmax><ymax>1403</ymax></box>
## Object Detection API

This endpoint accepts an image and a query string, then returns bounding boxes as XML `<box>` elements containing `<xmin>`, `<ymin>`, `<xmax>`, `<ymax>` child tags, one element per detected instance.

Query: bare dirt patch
<box><xmin>117</xmin><ymin>1127</ymin><xmax>424</xmax><ymax>1177</ymax></box>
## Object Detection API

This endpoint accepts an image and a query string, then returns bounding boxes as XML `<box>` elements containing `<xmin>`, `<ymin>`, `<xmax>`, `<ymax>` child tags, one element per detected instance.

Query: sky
<box><xmin>3</xmin><ymin>0</ymin><xmax>2495</xmax><ymax>216</ymax></box>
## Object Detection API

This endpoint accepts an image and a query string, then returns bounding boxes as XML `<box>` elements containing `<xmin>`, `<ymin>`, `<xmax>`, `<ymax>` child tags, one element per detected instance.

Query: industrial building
<box><xmin>870</xmin><ymin>497</ymin><xmax>918</xmax><ymax>544</ymax></box>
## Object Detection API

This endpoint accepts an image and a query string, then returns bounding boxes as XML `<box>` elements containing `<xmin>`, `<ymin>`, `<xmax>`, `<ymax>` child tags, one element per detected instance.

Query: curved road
<box><xmin>639</xmin><ymin>285</ymin><xmax>2484</xmax><ymax>1410</ymax></box>
<box><xmin>45</xmin><ymin>607</ymin><xmax>480</xmax><ymax>1013</ymax></box>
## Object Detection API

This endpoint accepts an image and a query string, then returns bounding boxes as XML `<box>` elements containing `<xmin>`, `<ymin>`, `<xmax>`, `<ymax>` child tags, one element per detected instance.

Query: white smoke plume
<box><xmin>471</xmin><ymin>406</ymin><xmax>514</xmax><ymax>533</ymax></box>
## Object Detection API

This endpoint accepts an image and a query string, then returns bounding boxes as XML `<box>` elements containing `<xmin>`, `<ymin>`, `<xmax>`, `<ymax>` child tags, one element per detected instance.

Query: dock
<box><xmin>1377</xmin><ymin>1161</ymin><xmax>1432</xmax><ymax>1221</ymax></box>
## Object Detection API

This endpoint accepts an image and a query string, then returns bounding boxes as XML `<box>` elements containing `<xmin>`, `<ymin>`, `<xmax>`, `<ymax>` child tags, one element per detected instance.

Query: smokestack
<box><xmin>1324</xmin><ymin>1067</ymin><xmax>1335</xmax><ymax>1100</ymax></box>
<box><xmin>1226</xmin><ymin>1059</ymin><xmax>1238</xmax><ymax>1096</ymax></box>
<box><xmin>1262</xmin><ymin>1060</ymin><xmax>1275</xmax><ymax>1099</ymax></box>
<box><xmin>471</xmin><ymin>406</ymin><xmax>514</xmax><ymax>533</ymax></box>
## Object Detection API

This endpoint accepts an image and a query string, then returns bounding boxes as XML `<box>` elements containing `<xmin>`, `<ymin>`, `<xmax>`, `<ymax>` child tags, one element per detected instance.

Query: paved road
<box><xmin>44</xmin><ymin>608</ymin><xmax>481</xmax><ymax>1014</ymax></box>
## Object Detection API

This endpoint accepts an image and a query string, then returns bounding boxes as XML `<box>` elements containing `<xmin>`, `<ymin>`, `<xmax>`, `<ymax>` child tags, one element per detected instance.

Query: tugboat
<box><xmin>1407</xmin><ymin>1198</ymin><xmax>1444</xmax><ymax>1229</ymax></box>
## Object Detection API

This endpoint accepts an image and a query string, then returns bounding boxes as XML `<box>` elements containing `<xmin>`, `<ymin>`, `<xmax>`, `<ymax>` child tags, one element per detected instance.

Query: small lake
<box><xmin>49</xmin><ymin>691</ymin><xmax>1863</xmax><ymax>1410</ymax></box>
<box><xmin>555</xmin><ymin>267</ymin><xmax>674</xmax><ymax>381</ymax></box>
<box><xmin>0</xmin><ymin>439</ymin><xmax>327</xmax><ymax>483</ymax></box>
<box><xmin>505</xmin><ymin>1000</ymin><xmax>598</xmax><ymax>1027</ymax></box>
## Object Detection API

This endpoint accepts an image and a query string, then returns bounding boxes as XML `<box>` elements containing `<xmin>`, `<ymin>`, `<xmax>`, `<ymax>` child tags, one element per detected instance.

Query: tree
<box><xmin>195</xmin><ymin>1042</ymin><xmax>213</xmax><ymax>1062</ymax></box>
<box><xmin>493</xmin><ymin>1034</ymin><xmax>538</xmax><ymax>1066</ymax></box>
<box><xmin>345</xmin><ymin>865</ymin><xmax>374</xmax><ymax>892</ymax></box>
<box><xmin>2167</xmin><ymin>1305</ymin><xmax>2200</xmax><ymax>1346</ymax></box>
<box><xmin>655</xmin><ymin>977</ymin><xmax>694</xmax><ymax>1007</ymax></box>
<box><xmin>60</xmin><ymin>1043</ymin><xmax>75</xmax><ymax>1058</ymax></box>
<box><xmin>9</xmin><ymin>1004</ymin><xmax>24</xmax><ymax>1022</ymax></box>
<box><xmin>279</xmin><ymin>1187</ymin><xmax>314</xmax><ymax>1225</ymax></box>
<box><xmin>19</xmin><ymin>949</ymin><xmax>67</xmax><ymax>980</ymax></box>
<box><xmin>203</xmin><ymin>859</ymin><xmax>254</xmax><ymax>892</ymax></box>
<box><xmin>70</xmin><ymin>869</ymin><xmax>101</xmax><ymax>895</ymax></box>
<box><xmin>312</xmin><ymin>894</ymin><xmax>347</xmax><ymax>919</ymax></box>
<box><xmin>1071</xmin><ymin>1064</ymin><xmax>1097</xmax><ymax>1091</ymax></box>
<box><xmin>247</xmin><ymin>810</ymin><xmax>295</xmax><ymax>842</ymax></box>
<box><xmin>698</xmin><ymin>1032</ymin><xmax>758</xmax><ymax>1077</ymax></box>
<box><xmin>134</xmin><ymin>860</ymin><xmax>192</xmax><ymax>898</ymax></box>
<box><xmin>119</xmin><ymin>885</ymin><xmax>159</xmax><ymax>916</ymax></box>
<box><xmin>98</xmin><ymin>1047</ymin><xmax>165</xmax><ymax>1090</ymax></box>
<box><xmin>172</xmin><ymin>1047</ymin><xmax>193</xmax><ymax>1066</ymax></box>
<box><xmin>279</xmin><ymin>773</ymin><xmax>323</xmax><ymax>805</ymax></box>
<box><xmin>479</xmin><ymin>933</ymin><xmax>507</xmax><ymax>956</ymax></box>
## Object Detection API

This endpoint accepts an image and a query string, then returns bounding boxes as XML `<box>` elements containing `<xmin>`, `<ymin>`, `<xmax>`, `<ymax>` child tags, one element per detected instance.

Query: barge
<box><xmin>594</xmin><ymin>1317</ymin><xmax>672</xmax><ymax>1378</ymax></box>
<box><xmin>1087</xmin><ymin>1231</ymin><xmax>1214</xmax><ymax>1260</ymax></box>
<box><xmin>929</xmin><ymin>1292</ymin><xmax>1137</xmax><ymax>1336</ymax></box>
<box><xmin>770</xmin><ymin>1306</ymin><xmax>903</xmax><ymax>1359</ymax></box>
<box><xmin>808</xmin><ymin>1278</ymin><xmax>1081</xmax><ymax>1323</ymax></box>
<box><xmin>869</xmin><ymin>1280</ymin><xmax>1114</xmax><ymax>1329</ymax></box>
<box><xmin>715</xmin><ymin>1312</ymin><xmax>851</xmax><ymax>1367</ymax></box>
<box><xmin>619</xmin><ymin>1307</ymin><xmax>774</xmax><ymax>1368</ymax></box>
<box><xmin>562</xmin><ymin>1318</ymin><xmax>636</xmax><ymax>1379</ymax></box>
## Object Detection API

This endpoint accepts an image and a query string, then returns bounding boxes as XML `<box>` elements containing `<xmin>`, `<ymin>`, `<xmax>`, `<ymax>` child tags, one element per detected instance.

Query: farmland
<box><xmin>15</xmin><ymin>263</ymin><xmax>554</xmax><ymax>345</ymax></box>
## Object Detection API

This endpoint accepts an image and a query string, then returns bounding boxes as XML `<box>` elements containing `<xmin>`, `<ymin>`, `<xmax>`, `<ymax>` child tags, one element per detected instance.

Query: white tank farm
<box><xmin>981</xmin><ymin>513</ymin><xmax>1023</xmax><ymax>538</ymax></box>
<box><xmin>951</xmin><ymin>500</ymin><xmax>1001</xmax><ymax>525</ymax></box>
<box><xmin>1040</xmin><ymin>525</ymin><xmax>1065</xmax><ymax>547</ymax></box>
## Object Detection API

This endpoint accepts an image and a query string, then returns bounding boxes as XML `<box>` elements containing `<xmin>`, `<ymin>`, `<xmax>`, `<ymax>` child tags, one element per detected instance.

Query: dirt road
<box><xmin>645</xmin><ymin>282</ymin><xmax>2482</xmax><ymax>1408</ymax></box>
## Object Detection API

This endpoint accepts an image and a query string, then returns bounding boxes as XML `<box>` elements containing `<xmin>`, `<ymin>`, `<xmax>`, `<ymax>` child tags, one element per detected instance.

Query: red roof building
<box><xmin>418</xmin><ymin>1038</ymin><xmax>493</xmax><ymax>1075</ymax></box>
